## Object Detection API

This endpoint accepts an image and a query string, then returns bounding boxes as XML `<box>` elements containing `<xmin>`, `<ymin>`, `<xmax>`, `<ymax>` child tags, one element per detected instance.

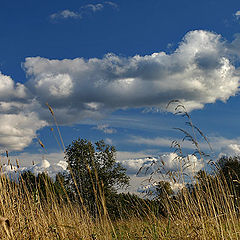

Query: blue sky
<box><xmin>1</xmin><ymin>0</ymin><xmax>240</xmax><ymax>192</ymax></box>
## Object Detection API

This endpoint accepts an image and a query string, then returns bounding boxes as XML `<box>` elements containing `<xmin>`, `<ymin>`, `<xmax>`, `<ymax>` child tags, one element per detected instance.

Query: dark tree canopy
<box><xmin>64</xmin><ymin>138</ymin><xmax>130</xmax><ymax>214</ymax></box>
<box><xmin>218</xmin><ymin>155</ymin><xmax>240</xmax><ymax>195</ymax></box>
<box><xmin>20</xmin><ymin>171</ymin><xmax>59</xmax><ymax>203</ymax></box>
<box><xmin>218</xmin><ymin>156</ymin><xmax>240</xmax><ymax>177</ymax></box>
<box><xmin>155</xmin><ymin>180</ymin><xmax>174</xmax><ymax>202</ymax></box>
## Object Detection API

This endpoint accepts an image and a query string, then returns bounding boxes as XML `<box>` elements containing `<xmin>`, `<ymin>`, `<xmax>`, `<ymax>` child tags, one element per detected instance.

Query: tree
<box><xmin>20</xmin><ymin>171</ymin><xmax>56</xmax><ymax>202</ymax></box>
<box><xmin>106</xmin><ymin>192</ymin><xmax>169</xmax><ymax>219</ymax></box>
<box><xmin>218</xmin><ymin>156</ymin><xmax>240</xmax><ymax>195</ymax></box>
<box><xmin>54</xmin><ymin>172</ymin><xmax>69</xmax><ymax>202</ymax></box>
<box><xmin>155</xmin><ymin>180</ymin><xmax>174</xmax><ymax>199</ymax></box>
<box><xmin>64</xmin><ymin>138</ymin><xmax>130</xmax><ymax>214</ymax></box>
<box><xmin>20</xmin><ymin>171</ymin><xmax>36</xmax><ymax>192</ymax></box>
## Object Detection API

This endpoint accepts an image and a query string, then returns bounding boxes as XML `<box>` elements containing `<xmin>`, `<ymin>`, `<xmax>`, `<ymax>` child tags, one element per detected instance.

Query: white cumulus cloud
<box><xmin>0</xmin><ymin>73</ymin><xmax>46</xmax><ymax>150</ymax></box>
<box><xmin>23</xmin><ymin>30</ymin><xmax>240</xmax><ymax>127</ymax></box>
<box><xmin>119</xmin><ymin>153</ymin><xmax>204</xmax><ymax>176</ymax></box>
<box><xmin>1</xmin><ymin>159</ymin><xmax>67</xmax><ymax>180</ymax></box>
<box><xmin>220</xmin><ymin>144</ymin><xmax>240</xmax><ymax>156</ymax></box>
<box><xmin>0</xmin><ymin>72</ymin><xmax>27</xmax><ymax>101</ymax></box>
<box><xmin>0</xmin><ymin>112</ymin><xmax>46</xmax><ymax>151</ymax></box>
<box><xmin>118</xmin><ymin>153</ymin><xmax>203</xmax><ymax>195</ymax></box>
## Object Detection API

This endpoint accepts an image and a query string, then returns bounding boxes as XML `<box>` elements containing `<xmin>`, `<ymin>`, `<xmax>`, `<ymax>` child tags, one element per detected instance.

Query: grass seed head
<box><xmin>46</xmin><ymin>102</ymin><xmax>54</xmax><ymax>116</ymax></box>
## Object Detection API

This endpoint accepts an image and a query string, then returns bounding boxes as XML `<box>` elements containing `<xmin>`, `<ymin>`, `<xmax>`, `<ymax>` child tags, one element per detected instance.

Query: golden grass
<box><xmin>0</xmin><ymin>168</ymin><xmax>238</xmax><ymax>239</ymax></box>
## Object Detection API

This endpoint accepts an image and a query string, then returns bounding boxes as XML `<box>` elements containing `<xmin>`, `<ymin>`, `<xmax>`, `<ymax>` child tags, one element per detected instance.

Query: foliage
<box><xmin>106</xmin><ymin>192</ymin><xmax>169</xmax><ymax>219</ymax></box>
<box><xmin>218</xmin><ymin>155</ymin><xmax>240</xmax><ymax>185</ymax></box>
<box><xmin>155</xmin><ymin>181</ymin><xmax>174</xmax><ymax>200</ymax></box>
<box><xmin>54</xmin><ymin>172</ymin><xmax>69</xmax><ymax>201</ymax></box>
<box><xmin>216</xmin><ymin>155</ymin><xmax>240</xmax><ymax>208</ymax></box>
<box><xmin>20</xmin><ymin>171</ymin><xmax>65</xmax><ymax>203</ymax></box>
<box><xmin>64</xmin><ymin>138</ymin><xmax>130</xmax><ymax>214</ymax></box>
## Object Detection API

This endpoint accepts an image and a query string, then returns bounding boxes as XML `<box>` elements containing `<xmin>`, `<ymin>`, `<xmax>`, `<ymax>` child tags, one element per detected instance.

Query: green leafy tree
<box><xmin>64</xmin><ymin>138</ymin><xmax>130</xmax><ymax>214</ymax></box>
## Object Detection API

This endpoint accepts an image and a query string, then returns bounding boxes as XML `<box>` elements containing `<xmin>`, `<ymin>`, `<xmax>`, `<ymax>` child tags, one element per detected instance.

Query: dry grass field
<box><xmin>0</xmin><ymin>166</ymin><xmax>239</xmax><ymax>240</ymax></box>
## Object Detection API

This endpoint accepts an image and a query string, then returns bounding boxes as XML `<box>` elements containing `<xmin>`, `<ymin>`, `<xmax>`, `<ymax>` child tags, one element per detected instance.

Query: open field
<box><xmin>0</xmin><ymin>166</ymin><xmax>240</xmax><ymax>240</ymax></box>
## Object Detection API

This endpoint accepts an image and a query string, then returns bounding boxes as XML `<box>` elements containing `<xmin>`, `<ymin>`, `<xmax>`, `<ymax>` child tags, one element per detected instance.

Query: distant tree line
<box><xmin>17</xmin><ymin>138</ymin><xmax>172</xmax><ymax>219</ymax></box>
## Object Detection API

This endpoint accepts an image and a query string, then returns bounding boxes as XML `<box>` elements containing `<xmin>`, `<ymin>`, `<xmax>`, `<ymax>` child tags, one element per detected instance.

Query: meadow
<box><xmin>0</xmin><ymin>164</ymin><xmax>240</xmax><ymax>239</ymax></box>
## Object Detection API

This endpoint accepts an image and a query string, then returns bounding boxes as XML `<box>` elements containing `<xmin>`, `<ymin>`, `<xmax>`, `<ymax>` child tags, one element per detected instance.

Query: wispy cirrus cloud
<box><xmin>50</xmin><ymin>2</ymin><xmax>118</xmax><ymax>21</ymax></box>
<box><xmin>128</xmin><ymin>135</ymin><xmax>211</xmax><ymax>150</ymax></box>
<box><xmin>129</xmin><ymin>136</ymin><xmax>173</xmax><ymax>147</ymax></box>
<box><xmin>128</xmin><ymin>135</ymin><xmax>240</xmax><ymax>157</ymax></box>
<box><xmin>94</xmin><ymin>124</ymin><xmax>116</xmax><ymax>134</ymax></box>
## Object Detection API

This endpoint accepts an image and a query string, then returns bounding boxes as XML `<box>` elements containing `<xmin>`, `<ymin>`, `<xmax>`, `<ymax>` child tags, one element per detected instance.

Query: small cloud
<box><xmin>50</xmin><ymin>9</ymin><xmax>81</xmax><ymax>20</ymax></box>
<box><xmin>167</xmin><ymin>43</ymin><xmax>173</xmax><ymax>49</ymax></box>
<box><xmin>84</xmin><ymin>4</ymin><xmax>104</xmax><ymax>12</ymax></box>
<box><xmin>105</xmin><ymin>138</ymin><xmax>113</xmax><ymax>145</ymax></box>
<box><xmin>50</xmin><ymin>2</ymin><xmax>118</xmax><ymax>22</ymax></box>
<box><xmin>59</xmin><ymin>10</ymin><xmax>80</xmax><ymax>18</ymax></box>
<box><xmin>235</xmin><ymin>10</ymin><xmax>240</xmax><ymax>19</ymax></box>
<box><xmin>94</xmin><ymin>124</ymin><xmax>116</xmax><ymax>134</ymax></box>
<box><xmin>129</xmin><ymin>136</ymin><xmax>172</xmax><ymax>147</ymax></box>
<box><xmin>104</xmin><ymin>1</ymin><xmax>118</xmax><ymax>9</ymax></box>
<box><xmin>137</xmin><ymin>181</ymin><xmax>184</xmax><ymax>195</ymax></box>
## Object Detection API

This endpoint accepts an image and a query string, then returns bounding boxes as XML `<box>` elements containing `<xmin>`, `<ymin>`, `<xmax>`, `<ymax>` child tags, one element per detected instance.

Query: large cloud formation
<box><xmin>0</xmin><ymin>30</ymin><xmax>239</xmax><ymax>150</ymax></box>
<box><xmin>24</xmin><ymin>30</ymin><xmax>240</xmax><ymax>117</ymax></box>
